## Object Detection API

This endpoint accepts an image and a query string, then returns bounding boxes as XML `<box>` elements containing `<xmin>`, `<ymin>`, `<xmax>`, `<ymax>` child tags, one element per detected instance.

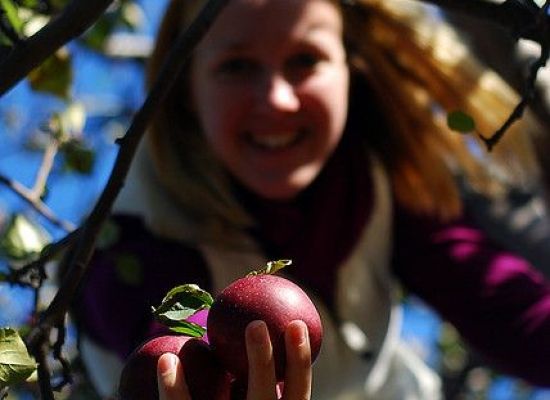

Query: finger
<box><xmin>245</xmin><ymin>320</ymin><xmax>278</xmax><ymax>400</ymax></box>
<box><xmin>281</xmin><ymin>320</ymin><xmax>312</xmax><ymax>400</ymax></box>
<box><xmin>157</xmin><ymin>353</ymin><xmax>191</xmax><ymax>400</ymax></box>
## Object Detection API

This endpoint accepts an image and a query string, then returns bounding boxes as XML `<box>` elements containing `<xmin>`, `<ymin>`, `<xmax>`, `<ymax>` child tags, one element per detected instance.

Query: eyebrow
<box><xmin>212</xmin><ymin>24</ymin><xmax>340</xmax><ymax>52</ymax></box>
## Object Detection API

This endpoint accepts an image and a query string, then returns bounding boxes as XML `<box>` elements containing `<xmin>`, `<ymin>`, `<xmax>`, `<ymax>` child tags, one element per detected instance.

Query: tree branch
<box><xmin>0</xmin><ymin>0</ymin><xmax>115</xmax><ymax>96</ymax></box>
<box><xmin>482</xmin><ymin>5</ymin><xmax>549</xmax><ymax>150</ymax></box>
<box><xmin>420</xmin><ymin>0</ymin><xmax>549</xmax><ymax>43</ymax></box>
<box><xmin>7</xmin><ymin>228</ymin><xmax>79</xmax><ymax>286</ymax></box>
<box><xmin>0</xmin><ymin>173</ymin><xmax>75</xmax><ymax>232</ymax></box>
<box><xmin>25</xmin><ymin>1</ymin><xmax>231</xmax><ymax>395</ymax></box>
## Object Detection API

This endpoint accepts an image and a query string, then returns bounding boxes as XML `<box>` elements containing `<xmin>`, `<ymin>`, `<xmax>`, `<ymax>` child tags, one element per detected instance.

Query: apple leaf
<box><xmin>0</xmin><ymin>0</ymin><xmax>23</xmax><ymax>38</ymax></box>
<box><xmin>28</xmin><ymin>48</ymin><xmax>72</xmax><ymax>99</ymax></box>
<box><xmin>164</xmin><ymin>321</ymin><xmax>206</xmax><ymax>338</ymax></box>
<box><xmin>61</xmin><ymin>139</ymin><xmax>95</xmax><ymax>174</ymax></box>
<box><xmin>447</xmin><ymin>111</ymin><xmax>476</xmax><ymax>133</ymax></box>
<box><xmin>0</xmin><ymin>328</ymin><xmax>37</xmax><ymax>389</ymax></box>
<box><xmin>114</xmin><ymin>253</ymin><xmax>143</xmax><ymax>287</ymax></box>
<box><xmin>96</xmin><ymin>219</ymin><xmax>120</xmax><ymax>250</ymax></box>
<box><xmin>248</xmin><ymin>259</ymin><xmax>292</xmax><ymax>276</ymax></box>
<box><xmin>152</xmin><ymin>284</ymin><xmax>213</xmax><ymax>337</ymax></box>
<box><xmin>0</xmin><ymin>214</ymin><xmax>51</xmax><ymax>261</ymax></box>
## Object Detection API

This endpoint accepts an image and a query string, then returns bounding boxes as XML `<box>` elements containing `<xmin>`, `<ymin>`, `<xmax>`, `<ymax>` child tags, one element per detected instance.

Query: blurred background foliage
<box><xmin>0</xmin><ymin>0</ymin><xmax>549</xmax><ymax>398</ymax></box>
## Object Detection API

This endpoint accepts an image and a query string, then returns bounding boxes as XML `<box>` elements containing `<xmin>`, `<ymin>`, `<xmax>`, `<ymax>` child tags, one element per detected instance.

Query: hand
<box><xmin>157</xmin><ymin>320</ymin><xmax>312</xmax><ymax>400</ymax></box>
<box><xmin>245</xmin><ymin>319</ymin><xmax>312</xmax><ymax>400</ymax></box>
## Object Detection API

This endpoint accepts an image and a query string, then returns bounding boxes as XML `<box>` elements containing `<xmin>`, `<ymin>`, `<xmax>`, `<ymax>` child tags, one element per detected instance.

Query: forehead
<box><xmin>196</xmin><ymin>0</ymin><xmax>342</xmax><ymax>50</ymax></box>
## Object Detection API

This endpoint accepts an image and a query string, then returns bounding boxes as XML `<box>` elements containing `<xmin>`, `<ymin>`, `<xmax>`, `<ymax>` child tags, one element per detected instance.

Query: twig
<box><xmin>420</xmin><ymin>0</ymin><xmax>549</xmax><ymax>43</ymax></box>
<box><xmin>33</xmin><ymin>330</ymin><xmax>55</xmax><ymax>400</ymax></box>
<box><xmin>480</xmin><ymin>1</ymin><xmax>549</xmax><ymax>150</ymax></box>
<box><xmin>31</xmin><ymin>139</ymin><xmax>58</xmax><ymax>199</ymax></box>
<box><xmin>7</xmin><ymin>228</ymin><xmax>80</xmax><ymax>285</ymax></box>
<box><xmin>51</xmin><ymin>320</ymin><xmax>72</xmax><ymax>392</ymax></box>
<box><xmin>0</xmin><ymin>173</ymin><xmax>75</xmax><ymax>231</ymax></box>
<box><xmin>0</xmin><ymin>0</ymin><xmax>115</xmax><ymax>96</ymax></box>
<box><xmin>24</xmin><ymin>0</ymin><xmax>230</xmax><ymax>397</ymax></box>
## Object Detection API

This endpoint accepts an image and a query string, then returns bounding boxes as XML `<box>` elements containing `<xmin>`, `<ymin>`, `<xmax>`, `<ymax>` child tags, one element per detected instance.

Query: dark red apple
<box><xmin>118</xmin><ymin>335</ymin><xmax>232</xmax><ymax>399</ymax></box>
<box><xmin>206</xmin><ymin>274</ymin><xmax>323</xmax><ymax>381</ymax></box>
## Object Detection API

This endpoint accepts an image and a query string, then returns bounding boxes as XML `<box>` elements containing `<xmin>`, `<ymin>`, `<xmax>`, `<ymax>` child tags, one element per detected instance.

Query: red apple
<box><xmin>118</xmin><ymin>335</ymin><xmax>232</xmax><ymax>399</ymax></box>
<box><xmin>206</xmin><ymin>274</ymin><xmax>323</xmax><ymax>381</ymax></box>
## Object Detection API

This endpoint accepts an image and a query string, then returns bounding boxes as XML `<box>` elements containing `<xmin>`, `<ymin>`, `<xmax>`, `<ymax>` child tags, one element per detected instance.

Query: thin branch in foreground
<box><xmin>24</xmin><ymin>1</ymin><xmax>230</xmax><ymax>397</ymax></box>
<box><xmin>0</xmin><ymin>0</ymin><xmax>115</xmax><ymax>96</ymax></box>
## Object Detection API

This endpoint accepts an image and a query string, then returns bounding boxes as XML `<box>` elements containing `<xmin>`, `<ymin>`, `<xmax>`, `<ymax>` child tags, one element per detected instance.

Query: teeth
<box><xmin>249</xmin><ymin>132</ymin><xmax>299</xmax><ymax>149</ymax></box>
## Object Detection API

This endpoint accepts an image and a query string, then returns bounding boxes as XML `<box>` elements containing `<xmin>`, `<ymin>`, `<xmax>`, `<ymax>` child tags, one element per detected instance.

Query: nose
<box><xmin>256</xmin><ymin>74</ymin><xmax>300</xmax><ymax>113</ymax></box>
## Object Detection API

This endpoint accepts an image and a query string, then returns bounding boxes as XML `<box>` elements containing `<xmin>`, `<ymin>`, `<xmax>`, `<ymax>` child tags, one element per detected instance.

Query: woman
<box><xmin>74</xmin><ymin>0</ymin><xmax>550</xmax><ymax>399</ymax></box>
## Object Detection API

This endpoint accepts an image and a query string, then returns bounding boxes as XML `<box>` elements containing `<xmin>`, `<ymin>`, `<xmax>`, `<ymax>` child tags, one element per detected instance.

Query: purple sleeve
<box><xmin>73</xmin><ymin>215</ymin><xmax>212</xmax><ymax>360</ymax></box>
<box><xmin>393</xmin><ymin>206</ymin><xmax>550</xmax><ymax>387</ymax></box>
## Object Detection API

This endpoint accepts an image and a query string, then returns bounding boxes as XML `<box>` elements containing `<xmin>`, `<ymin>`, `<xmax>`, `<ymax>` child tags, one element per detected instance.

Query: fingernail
<box><xmin>247</xmin><ymin>320</ymin><xmax>268</xmax><ymax>344</ymax></box>
<box><xmin>157</xmin><ymin>353</ymin><xmax>177</xmax><ymax>377</ymax></box>
<box><xmin>289</xmin><ymin>320</ymin><xmax>307</xmax><ymax>346</ymax></box>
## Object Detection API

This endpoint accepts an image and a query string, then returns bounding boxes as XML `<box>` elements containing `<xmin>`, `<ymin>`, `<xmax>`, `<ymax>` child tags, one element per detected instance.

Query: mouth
<box><xmin>245</xmin><ymin>130</ymin><xmax>305</xmax><ymax>150</ymax></box>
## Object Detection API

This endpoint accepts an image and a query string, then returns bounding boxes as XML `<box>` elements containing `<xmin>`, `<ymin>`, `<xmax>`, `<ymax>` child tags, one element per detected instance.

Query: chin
<box><xmin>247</xmin><ymin>166</ymin><xmax>321</xmax><ymax>201</ymax></box>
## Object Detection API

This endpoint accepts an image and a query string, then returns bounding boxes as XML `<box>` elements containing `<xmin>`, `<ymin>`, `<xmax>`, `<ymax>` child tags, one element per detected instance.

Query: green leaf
<box><xmin>18</xmin><ymin>0</ymin><xmax>39</xmax><ymax>8</ymax></box>
<box><xmin>167</xmin><ymin>322</ymin><xmax>206</xmax><ymax>338</ymax></box>
<box><xmin>114</xmin><ymin>253</ymin><xmax>143</xmax><ymax>287</ymax></box>
<box><xmin>27</xmin><ymin>48</ymin><xmax>72</xmax><ymax>99</ymax></box>
<box><xmin>96</xmin><ymin>219</ymin><xmax>120</xmax><ymax>250</ymax></box>
<box><xmin>82</xmin><ymin>15</ymin><xmax>116</xmax><ymax>51</ymax></box>
<box><xmin>61</xmin><ymin>139</ymin><xmax>95</xmax><ymax>174</ymax></box>
<box><xmin>248</xmin><ymin>259</ymin><xmax>292</xmax><ymax>276</ymax></box>
<box><xmin>0</xmin><ymin>328</ymin><xmax>37</xmax><ymax>389</ymax></box>
<box><xmin>152</xmin><ymin>284</ymin><xmax>213</xmax><ymax>336</ymax></box>
<box><xmin>447</xmin><ymin>111</ymin><xmax>476</xmax><ymax>133</ymax></box>
<box><xmin>49</xmin><ymin>0</ymin><xmax>70</xmax><ymax>11</ymax></box>
<box><xmin>120</xmin><ymin>2</ymin><xmax>144</xmax><ymax>30</ymax></box>
<box><xmin>0</xmin><ymin>214</ymin><xmax>51</xmax><ymax>261</ymax></box>
<box><xmin>0</xmin><ymin>0</ymin><xmax>23</xmax><ymax>35</ymax></box>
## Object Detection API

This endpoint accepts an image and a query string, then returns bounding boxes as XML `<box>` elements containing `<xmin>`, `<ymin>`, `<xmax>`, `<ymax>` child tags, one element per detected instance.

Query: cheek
<box><xmin>193</xmin><ymin>85</ymin><xmax>242</xmax><ymax>149</ymax></box>
<box><xmin>302</xmin><ymin>66</ymin><xmax>349</xmax><ymax>144</ymax></box>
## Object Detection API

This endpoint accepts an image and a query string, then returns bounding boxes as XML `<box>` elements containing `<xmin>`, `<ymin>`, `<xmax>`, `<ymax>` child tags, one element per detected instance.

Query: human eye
<box><xmin>285</xmin><ymin>49</ymin><xmax>324</xmax><ymax>81</ymax></box>
<box><xmin>287</xmin><ymin>52</ymin><xmax>321</xmax><ymax>70</ymax></box>
<box><xmin>216</xmin><ymin>57</ymin><xmax>259</xmax><ymax>77</ymax></box>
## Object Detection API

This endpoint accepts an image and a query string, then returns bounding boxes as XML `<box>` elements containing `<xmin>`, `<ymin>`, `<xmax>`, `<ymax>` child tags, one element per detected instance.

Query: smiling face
<box><xmin>190</xmin><ymin>0</ymin><xmax>349</xmax><ymax>200</ymax></box>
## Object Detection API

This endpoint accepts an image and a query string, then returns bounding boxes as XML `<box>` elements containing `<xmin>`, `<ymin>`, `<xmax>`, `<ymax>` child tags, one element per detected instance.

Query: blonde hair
<box><xmin>146</xmin><ymin>0</ymin><xmax>541</xmax><ymax>237</ymax></box>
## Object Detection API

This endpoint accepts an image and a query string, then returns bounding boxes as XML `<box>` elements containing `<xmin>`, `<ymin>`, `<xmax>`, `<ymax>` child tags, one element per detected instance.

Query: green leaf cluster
<box><xmin>152</xmin><ymin>284</ymin><xmax>214</xmax><ymax>337</ymax></box>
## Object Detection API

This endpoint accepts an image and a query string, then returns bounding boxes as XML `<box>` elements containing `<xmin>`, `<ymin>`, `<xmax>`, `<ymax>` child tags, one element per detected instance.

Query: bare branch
<box><xmin>482</xmin><ymin>13</ymin><xmax>549</xmax><ymax>149</ymax></box>
<box><xmin>31</xmin><ymin>139</ymin><xmax>58</xmax><ymax>199</ymax></box>
<box><xmin>421</xmin><ymin>0</ymin><xmax>549</xmax><ymax>43</ymax></box>
<box><xmin>0</xmin><ymin>173</ymin><xmax>75</xmax><ymax>231</ymax></box>
<box><xmin>32</xmin><ymin>330</ymin><xmax>55</xmax><ymax>400</ymax></box>
<box><xmin>51</xmin><ymin>320</ymin><xmax>72</xmax><ymax>392</ymax></box>
<box><xmin>7</xmin><ymin>228</ymin><xmax>79</xmax><ymax>285</ymax></box>
<box><xmin>0</xmin><ymin>0</ymin><xmax>115</xmax><ymax>96</ymax></box>
<box><xmin>24</xmin><ymin>5</ymin><xmax>231</xmax><ymax>397</ymax></box>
